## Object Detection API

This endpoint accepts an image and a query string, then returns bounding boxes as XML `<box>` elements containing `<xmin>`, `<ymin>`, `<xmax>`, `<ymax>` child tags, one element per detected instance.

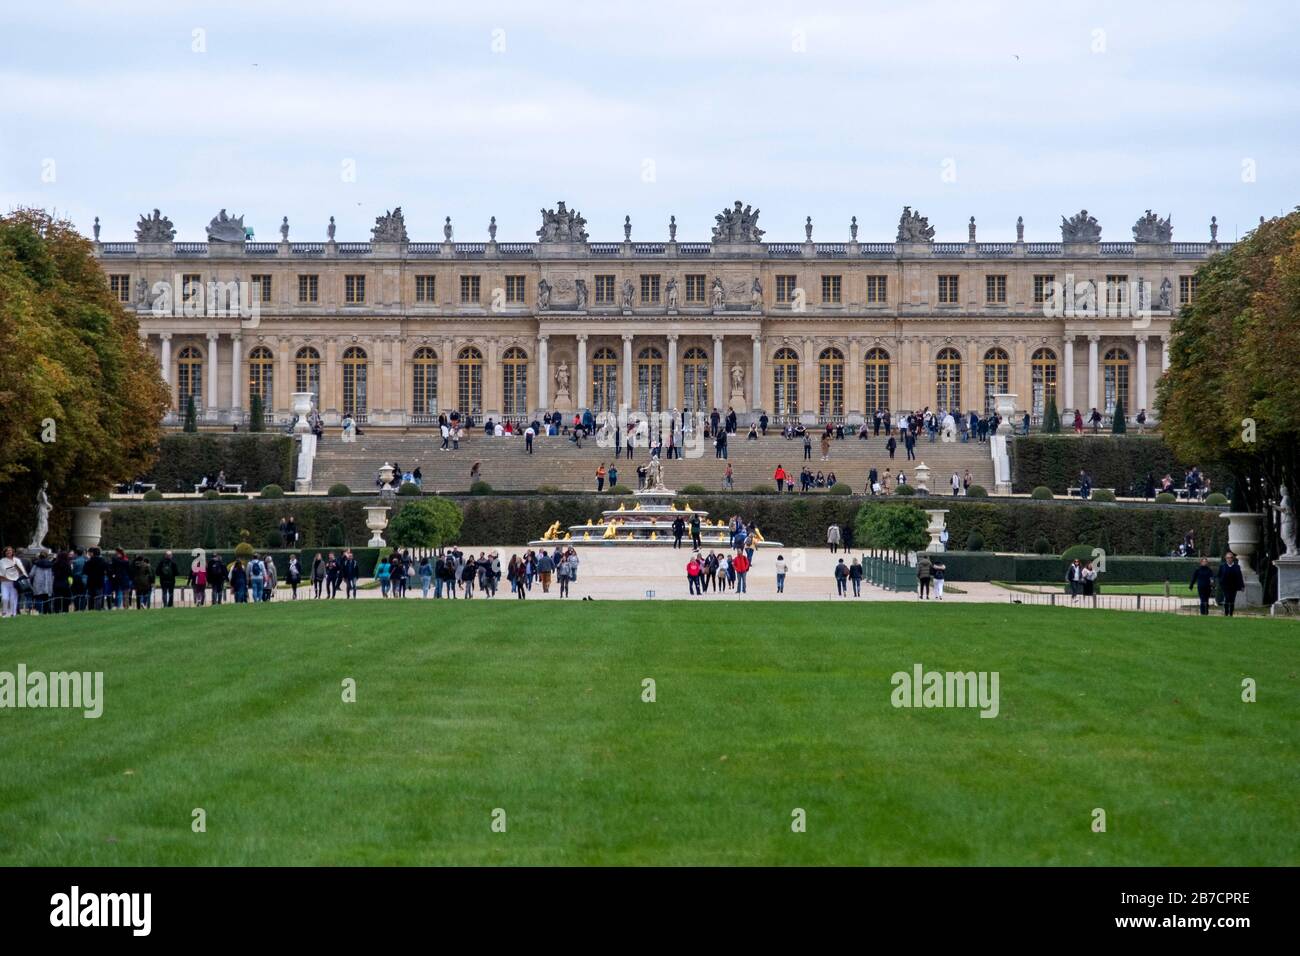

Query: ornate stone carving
<box><xmin>623</xmin><ymin>215</ymin><xmax>632</xmax><ymax>241</ymax></box>
<box><xmin>443</xmin><ymin>216</ymin><xmax>453</xmax><ymax>241</ymax></box>
<box><xmin>135</xmin><ymin>209</ymin><xmax>176</xmax><ymax>242</ymax></box>
<box><xmin>372</xmin><ymin>207</ymin><xmax>409</xmax><ymax>243</ymax></box>
<box><xmin>710</xmin><ymin>276</ymin><xmax>725</xmax><ymax>309</ymax></box>
<box><xmin>896</xmin><ymin>206</ymin><xmax>935</xmax><ymax>243</ymax></box>
<box><xmin>1132</xmin><ymin>210</ymin><xmax>1172</xmax><ymax>243</ymax></box>
<box><xmin>489</xmin><ymin>216</ymin><xmax>497</xmax><ymax>241</ymax></box>
<box><xmin>751</xmin><ymin>278</ymin><xmax>763</xmax><ymax>310</ymax></box>
<box><xmin>536</xmin><ymin>201</ymin><xmax>588</xmax><ymax>242</ymax></box>
<box><xmin>327</xmin><ymin>216</ymin><xmax>336</xmax><ymax>240</ymax></box>
<box><xmin>1157</xmin><ymin>277</ymin><xmax>1172</xmax><ymax>310</ymax></box>
<box><xmin>666</xmin><ymin>277</ymin><xmax>679</xmax><ymax>310</ymax></box>
<box><xmin>206</xmin><ymin>209</ymin><xmax>246</xmax><ymax>243</ymax></box>
<box><xmin>537</xmin><ymin>278</ymin><xmax>551</xmax><ymax>311</ymax></box>
<box><xmin>574</xmin><ymin>278</ymin><xmax>588</xmax><ymax>310</ymax></box>
<box><xmin>850</xmin><ymin>216</ymin><xmax>858</xmax><ymax>240</ymax></box>
<box><xmin>1061</xmin><ymin>209</ymin><xmax>1101</xmax><ymax>242</ymax></box>
<box><xmin>1210</xmin><ymin>216</ymin><xmax>1218</xmax><ymax>241</ymax></box>
<box><xmin>280</xmin><ymin>216</ymin><xmax>290</xmax><ymax>241</ymax></box>
<box><xmin>554</xmin><ymin>361</ymin><xmax>571</xmax><ymax>398</ymax></box>
<box><xmin>93</xmin><ymin>217</ymin><xmax>100</xmax><ymax>241</ymax></box>
<box><xmin>1016</xmin><ymin>216</ymin><xmax>1024</xmax><ymax>241</ymax></box>
<box><xmin>669</xmin><ymin>215</ymin><xmax>677</xmax><ymax>241</ymax></box>
<box><xmin>711</xmin><ymin>201</ymin><xmax>764</xmax><ymax>243</ymax></box>
<box><xmin>621</xmin><ymin>278</ymin><xmax>635</xmax><ymax>310</ymax></box>
<box><xmin>968</xmin><ymin>216</ymin><xmax>976</xmax><ymax>242</ymax></box>
<box><xmin>805</xmin><ymin>216</ymin><xmax>813</xmax><ymax>241</ymax></box>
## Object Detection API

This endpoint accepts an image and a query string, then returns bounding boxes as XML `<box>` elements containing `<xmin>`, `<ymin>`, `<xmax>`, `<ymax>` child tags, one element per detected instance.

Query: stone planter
<box><xmin>924</xmin><ymin>509</ymin><xmax>949</xmax><ymax>552</ymax></box>
<box><xmin>291</xmin><ymin>391</ymin><xmax>314</xmax><ymax>435</ymax></box>
<box><xmin>364</xmin><ymin>505</ymin><xmax>391</xmax><ymax>548</ymax></box>
<box><xmin>913</xmin><ymin>462</ymin><xmax>931</xmax><ymax>494</ymax></box>
<box><xmin>379</xmin><ymin>463</ymin><xmax>395</xmax><ymax>487</ymax></box>
<box><xmin>1220</xmin><ymin>511</ymin><xmax>1263</xmax><ymax>605</ymax></box>
<box><xmin>70</xmin><ymin>506</ymin><xmax>111</xmax><ymax>550</ymax></box>
<box><xmin>994</xmin><ymin>393</ymin><xmax>1018</xmax><ymax>435</ymax></box>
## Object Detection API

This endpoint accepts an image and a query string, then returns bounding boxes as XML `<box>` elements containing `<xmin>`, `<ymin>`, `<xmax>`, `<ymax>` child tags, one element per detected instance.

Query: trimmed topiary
<box><xmin>1062</xmin><ymin>543</ymin><xmax>1099</xmax><ymax>563</ymax></box>
<box><xmin>894</xmin><ymin>484</ymin><xmax>917</xmax><ymax>496</ymax></box>
<box><xmin>469</xmin><ymin>481</ymin><xmax>494</xmax><ymax>495</ymax></box>
<box><xmin>1090</xmin><ymin>488</ymin><xmax>1116</xmax><ymax>502</ymax></box>
<box><xmin>1155</xmin><ymin>492</ymin><xmax>1177</xmax><ymax>504</ymax></box>
<box><xmin>1204</xmin><ymin>492</ymin><xmax>1228</xmax><ymax>506</ymax></box>
<box><xmin>397</xmin><ymin>482</ymin><xmax>422</xmax><ymax>496</ymax></box>
<box><xmin>264</xmin><ymin>529</ymin><xmax>282</xmax><ymax>549</ymax></box>
<box><xmin>327</xmin><ymin>483</ymin><xmax>352</xmax><ymax>497</ymax></box>
<box><xmin>142</xmin><ymin>489</ymin><xmax>164</xmax><ymax>501</ymax></box>
<box><xmin>203</xmin><ymin>489</ymin><xmax>221</xmax><ymax>500</ymax></box>
<box><xmin>326</xmin><ymin>523</ymin><xmax>346</xmax><ymax>547</ymax></box>
<box><xmin>1030</xmin><ymin>486</ymin><xmax>1055</xmax><ymax>500</ymax></box>
<box><xmin>234</xmin><ymin>542</ymin><xmax>254</xmax><ymax>562</ymax></box>
<box><xmin>1033</xmin><ymin>536</ymin><xmax>1052</xmax><ymax>555</ymax></box>
<box><xmin>827</xmin><ymin>483</ymin><xmax>852</xmax><ymax>495</ymax></box>
<box><xmin>966</xmin><ymin>485</ymin><xmax>988</xmax><ymax>498</ymax></box>
<box><xmin>966</xmin><ymin>530</ymin><xmax>985</xmax><ymax>552</ymax></box>
<box><xmin>260</xmin><ymin>483</ymin><xmax>285</xmax><ymax>499</ymax></box>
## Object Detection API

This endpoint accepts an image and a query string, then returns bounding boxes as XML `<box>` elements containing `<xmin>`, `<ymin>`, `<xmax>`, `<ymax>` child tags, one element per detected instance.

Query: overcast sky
<box><xmin>2</xmin><ymin>0</ymin><xmax>1296</xmax><ymax>243</ymax></box>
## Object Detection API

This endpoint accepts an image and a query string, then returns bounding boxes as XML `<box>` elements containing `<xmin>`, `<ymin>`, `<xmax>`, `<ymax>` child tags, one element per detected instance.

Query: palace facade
<box><xmin>98</xmin><ymin>204</ymin><xmax>1228</xmax><ymax>427</ymax></box>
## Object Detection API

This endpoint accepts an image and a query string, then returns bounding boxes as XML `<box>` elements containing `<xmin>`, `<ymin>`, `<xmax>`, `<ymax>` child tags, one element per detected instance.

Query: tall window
<box><xmin>505</xmin><ymin>275</ymin><xmax>526</xmax><ymax>304</ymax></box>
<box><xmin>591</xmin><ymin>347</ymin><xmax>618</xmax><ymax>413</ymax></box>
<box><xmin>251</xmin><ymin>274</ymin><xmax>272</xmax><ymax>302</ymax></box>
<box><xmin>342</xmin><ymin>346</ymin><xmax>368</xmax><ymax>417</ymax></box>
<box><xmin>295</xmin><ymin>347</ymin><xmax>320</xmax><ymax>404</ymax></box>
<box><xmin>1031</xmin><ymin>348</ymin><xmax>1057</xmax><ymax>418</ymax></box>
<box><xmin>1103</xmin><ymin>347</ymin><xmax>1130</xmax><ymax>415</ymax></box>
<box><xmin>772</xmin><ymin>347</ymin><xmax>799</xmax><ymax>419</ymax></box>
<box><xmin>985</xmin><ymin>274</ymin><xmax>1007</xmax><ymax>304</ymax></box>
<box><xmin>412</xmin><ymin>347</ymin><xmax>438</xmax><ymax>417</ymax></box>
<box><xmin>177</xmin><ymin>346</ymin><xmax>203</xmax><ymax>410</ymax></box>
<box><xmin>636</xmin><ymin>347</ymin><xmax>664</xmax><ymax>413</ymax></box>
<box><xmin>1033</xmin><ymin>274</ymin><xmax>1055</xmax><ymax>305</ymax></box>
<box><xmin>864</xmin><ymin>347</ymin><xmax>890</xmax><ymax>411</ymax></box>
<box><xmin>685</xmin><ymin>274</ymin><xmax>706</xmax><ymax>303</ymax></box>
<box><xmin>415</xmin><ymin>275</ymin><xmax>436</xmax><ymax>302</ymax></box>
<box><xmin>457</xmin><ymin>346</ymin><xmax>483</xmax><ymax>414</ymax></box>
<box><xmin>682</xmin><ymin>346</ymin><xmax>708</xmax><ymax>413</ymax></box>
<box><xmin>345</xmin><ymin>274</ymin><xmax>366</xmax><ymax>304</ymax></box>
<box><xmin>640</xmin><ymin>274</ymin><xmax>660</xmax><ymax>303</ymax></box>
<box><xmin>866</xmin><ymin>275</ymin><xmax>888</xmax><ymax>303</ymax></box>
<box><xmin>248</xmin><ymin>346</ymin><xmax>274</xmax><ymax>410</ymax></box>
<box><xmin>821</xmin><ymin>275</ymin><xmax>842</xmax><ymax>304</ymax></box>
<box><xmin>459</xmin><ymin>275</ymin><xmax>481</xmax><ymax>304</ymax></box>
<box><xmin>502</xmin><ymin>346</ymin><xmax>528</xmax><ymax>416</ymax></box>
<box><xmin>109</xmin><ymin>274</ymin><xmax>131</xmax><ymax>302</ymax></box>
<box><xmin>298</xmin><ymin>274</ymin><xmax>319</xmax><ymax>303</ymax></box>
<box><xmin>935</xmin><ymin>347</ymin><xmax>961</xmax><ymax>410</ymax></box>
<box><xmin>982</xmin><ymin>348</ymin><xmax>1010</xmax><ymax>415</ymax></box>
<box><xmin>182</xmin><ymin>274</ymin><xmax>202</xmax><ymax>307</ymax></box>
<box><xmin>776</xmin><ymin>275</ymin><xmax>798</xmax><ymax>304</ymax></box>
<box><xmin>1105</xmin><ymin>274</ymin><xmax>1128</xmax><ymax>311</ymax></box>
<box><xmin>594</xmin><ymin>275</ymin><xmax>616</xmax><ymax>305</ymax></box>
<box><xmin>818</xmin><ymin>348</ymin><xmax>845</xmax><ymax>418</ymax></box>
<box><xmin>1179</xmin><ymin>274</ymin><xmax>1198</xmax><ymax>305</ymax></box>
<box><xmin>938</xmin><ymin>274</ymin><xmax>959</xmax><ymax>304</ymax></box>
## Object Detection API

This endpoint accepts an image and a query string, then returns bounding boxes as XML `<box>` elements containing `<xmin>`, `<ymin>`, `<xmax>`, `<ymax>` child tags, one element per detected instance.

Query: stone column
<box><xmin>159</xmin><ymin>332</ymin><xmax>172</xmax><ymax>385</ymax></box>
<box><xmin>230</xmin><ymin>331</ymin><xmax>243</xmax><ymax>417</ymax></box>
<box><xmin>751</xmin><ymin>334</ymin><xmax>763</xmax><ymax>411</ymax></box>
<box><xmin>1135</xmin><ymin>335</ymin><xmax>1149</xmax><ymax>413</ymax></box>
<box><xmin>1062</xmin><ymin>335</ymin><xmax>1075</xmax><ymax>413</ymax></box>
<box><xmin>537</xmin><ymin>334</ymin><xmax>550</xmax><ymax>411</ymax></box>
<box><xmin>440</xmin><ymin>338</ymin><xmax>455</xmax><ymax>415</ymax></box>
<box><xmin>1087</xmin><ymin>334</ymin><xmax>1100</xmax><ymax>412</ymax></box>
<box><xmin>1161</xmin><ymin>335</ymin><xmax>1170</xmax><ymax>372</ymax></box>
<box><xmin>847</xmin><ymin>337</ymin><xmax>862</xmax><ymax>420</ymax></box>
<box><xmin>801</xmin><ymin>337</ymin><xmax>816</xmax><ymax>419</ymax></box>
<box><xmin>206</xmin><ymin>331</ymin><xmax>220</xmax><ymax>416</ymax></box>
<box><xmin>666</xmin><ymin>334</ymin><xmax>678</xmax><ymax>410</ymax></box>
<box><xmin>622</xmin><ymin>334</ymin><xmax>634</xmax><ymax>410</ymax></box>
<box><xmin>712</xmin><ymin>335</ymin><xmax>725</xmax><ymax>415</ymax></box>
<box><xmin>324</xmin><ymin>338</ymin><xmax>339</xmax><ymax>418</ymax></box>
<box><xmin>576</xmin><ymin>334</ymin><xmax>589</xmax><ymax>412</ymax></box>
<box><xmin>276</xmin><ymin>337</ymin><xmax>291</xmax><ymax>417</ymax></box>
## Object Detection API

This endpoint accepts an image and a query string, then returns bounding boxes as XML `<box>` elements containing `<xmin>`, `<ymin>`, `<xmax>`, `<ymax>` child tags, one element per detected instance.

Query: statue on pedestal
<box><xmin>1275</xmin><ymin>485</ymin><xmax>1297</xmax><ymax>555</ymax></box>
<box><xmin>730</xmin><ymin>361</ymin><xmax>745</xmax><ymax>395</ymax></box>
<box><xmin>646</xmin><ymin>456</ymin><xmax>665</xmax><ymax>490</ymax></box>
<box><xmin>555</xmin><ymin>361</ymin><xmax>571</xmax><ymax>399</ymax></box>
<box><xmin>29</xmin><ymin>481</ymin><xmax>51</xmax><ymax>552</ymax></box>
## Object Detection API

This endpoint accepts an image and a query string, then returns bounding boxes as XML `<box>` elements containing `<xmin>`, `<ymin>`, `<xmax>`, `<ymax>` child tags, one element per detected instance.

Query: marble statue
<box><xmin>327</xmin><ymin>216</ymin><xmax>336</xmax><ymax>240</ymax></box>
<box><xmin>711</xmin><ymin>201</ymin><xmax>764</xmax><ymax>243</ymax></box>
<box><xmin>896</xmin><ymin>206</ymin><xmax>935</xmax><ymax>243</ymax></box>
<box><xmin>29</xmin><ymin>481</ymin><xmax>51</xmax><ymax>551</ymax></box>
<box><xmin>135</xmin><ymin>277</ymin><xmax>149</xmax><ymax>305</ymax></box>
<box><xmin>1061</xmin><ymin>209</ymin><xmax>1102</xmax><ymax>242</ymax></box>
<box><xmin>751</xmin><ymin>278</ymin><xmax>763</xmax><ymax>310</ymax></box>
<box><xmin>666</xmin><ymin>277</ymin><xmax>678</xmax><ymax>310</ymax></box>
<box><xmin>537</xmin><ymin>278</ymin><xmax>551</xmax><ymax>311</ymax></box>
<box><xmin>536</xmin><ymin>202</ymin><xmax>589</xmax><ymax>242</ymax></box>
<box><xmin>371</xmin><ymin>207</ymin><xmax>409</xmax><ymax>243</ymax></box>
<box><xmin>969</xmin><ymin>216</ymin><xmax>976</xmax><ymax>242</ymax></box>
<box><xmin>280</xmin><ymin>216</ymin><xmax>290</xmax><ymax>241</ymax></box>
<box><xmin>443</xmin><ymin>216</ymin><xmax>453</xmax><ymax>241</ymax></box>
<box><xmin>850</xmin><ymin>216</ymin><xmax>858</xmax><ymax>240</ymax></box>
<box><xmin>621</xmin><ymin>278</ymin><xmax>635</xmax><ymax>310</ymax></box>
<box><xmin>624</xmin><ymin>215</ymin><xmax>632</xmax><ymax>241</ymax></box>
<box><xmin>1016</xmin><ymin>215</ymin><xmax>1024</xmax><ymax>242</ymax></box>
<box><xmin>730</xmin><ymin>362</ymin><xmax>745</xmax><ymax>393</ymax></box>
<box><xmin>669</xmin><ymin>215</ymin><xmax>677</xmax><ymax>241</ymax></box>
<box><xmin>575</xmin><ymin>278</ymin><xmax>588</xmax><ymax>310</ymax></box>
<box><xmin>646</xmin><ymin>455</ymin><xmax>665</xmax><ymax>490</ymax></box>
<box><xmin>555</xmin><ymin>361</ymin><xmax>571</xmax><ymax>397</ymax></box>
<box><xmin>206</xmin><ymin>209</ymin><xmax>246</xmax><ymax>243</ymax></box>
<box><xmin>93</xmin><ymin>216</ymin><xmax>100</xmax><ymax>241</ymax></box>
<box><xmin>1133</xmin><ymin>209</ymin><xmax>1172</xmax><ymax>243</ymax></box>
<box><xmin>710</xmin><ymin>276</ymin><xmax>725</xmax><ymax>309</ymax></box>
<box><xmin>489</xmin><ymin>216</ymin><xmax>497</xmax><ymax>241</ymax></box>
<box><xmin>1158</xmin><ymin>277</ymin><xmax>1172</xmax><ymax>310</ymax></box>
<box><xmin>1210</xmin><ymin>216</ymin><xmax>1218</xmax><ymax>241</ymax></box>
<box><xmin>1276</xmin><ymin>486</ymin><xmax>1297</xmax><ymax>555</ymax></box>
<box><xmin>135</xmin><ymin>209</ymin><xmax>176</xmax><ymax>242</ymax></box>
<box><xmin>805</xmin><ymin>216</ymin><xmax>813</xmax><ymax>241</ymax></box>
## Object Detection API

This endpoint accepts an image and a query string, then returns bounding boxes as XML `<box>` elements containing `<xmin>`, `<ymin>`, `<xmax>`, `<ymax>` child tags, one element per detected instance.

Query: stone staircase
<box><xmin>312</xmin><ymin>429</ymin><xmax>998</xmax><ymax>494</ymax></box>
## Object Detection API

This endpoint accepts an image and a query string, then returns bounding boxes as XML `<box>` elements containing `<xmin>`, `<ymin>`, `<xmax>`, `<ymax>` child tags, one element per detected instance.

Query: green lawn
<box><xmin>1</xmin><ymin>602</ymin><xmax>1296</xmax><ymax>866</ymax></box>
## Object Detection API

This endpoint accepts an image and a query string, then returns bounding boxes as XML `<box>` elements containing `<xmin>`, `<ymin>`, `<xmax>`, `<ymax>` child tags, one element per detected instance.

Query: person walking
<box><xmin>686</xmin><ymin>555</ymin><xmax>702</xmax><ymax>595</ymax></box>
<box><xmin>723</xmin><ymin>463</ymin><xmax>733</xmax><ymax>490</ymax></box>
<box><xmin>537</xmin><ymin>549</ymin><xmax>554</xmax><ymax>593</ymax></box>
<box><xmin>190</xmin><ymin>556</ymin><xmax>207</xmax><ymax>606</ymax></box>
<box><xmin>951</xmin><ymin>471</ymin><xmax>961</xmax><ymax>496</ymax></box>
<box><xmin>849</xmin><ymin>557</ymin><xmax>863</xmax><ymax>596</ymax></box>
<box><xmin>916</xmin><ymin>552</ymin><xmax>933</xmax><ymax>600</ymax></box>
<box><xmin>595</xmin><ymin>463</ymin><xmax>607</xmax><ymax>492</ymax></box>
<box><xmin>886</xmin><ymin>434</ymin><xmax>897</xmax><ymax>460</ymax></box>
<box><xmin>820</xmin><ymin>433</ymin><xmax>831</xmax><ymax>462</ymax></box>
<box><xmin>774</xmin><ymin>553</ymin><xmax>788</xmax><ymax>594</ymax></box>
<box><xmin>156</xmin><ymin>551</ymin><xmax>179</xmax><ymax>608</ymax></box>
<box><xmin>827</xmin><ymin>523</ymin><xmax>841</xmax><ymax>553</ymax></box>
<box><xmin>287</xmin><ymin>553</ymin><xmax>301</xmax><ymax>599</ymax></box>
<box><xmin>803</xmin><ymin>433</ymin><xmax>812</xmax><ymax>461</ymax></box>
<box><xmin>418</xmin><ymin>557</ymin><xmax>433</xmax><ymax>598</ymax></box>
<box><xmin>524</xmin><ymin>424</ymin><xmax>535</xmax><ymax>455</ymax></box>
<box><xmin>311</xmin><ymin>553</ymin><xmax>325</xmax><ymax>598</ymax></box>
<box><xmin>689</xmin><ymin>513</ymin><xmax>702</xmax><ymax>549</ymax></box>
<box><xmin>608</xmin><ymin>465</ymin><xmax>619</xmax><ymax>490</ymax></box>
<box><xmin>732</xmin><ymin>551</ymin><xmax>749</xmax><ymax>593</ymax></box>
<box><xmin>932</xmin><ymin>561</ymin><xmax>946</xmax><ymax>600</ymax></box>
<box><xmin>834</xmin><ymin>558</ymin><xmax>849</xmax><ymax>596</ymax></box>
<box><xmin>1189</xmin><ymin>557</ymin><xmax>1215</xmax><ymax>615</ymax></box>
<box><xmin>773</xmin><ymin>464</ymin><xmax>786</xmax><ymax>493</ymax></box>
<box><xmin>672</xmin><ymin>515</ymin><xmax>685</xmax><ymax>549</ymax></box>
<box><xmin>1217</xmin><ymin>551</ymin><xmax>1245</xmax><ymax>616</ymax></box>
<box><xmin>1</xmin><ymin>547</ymin><xmax>28</xmax><ymax>618</ymax></box>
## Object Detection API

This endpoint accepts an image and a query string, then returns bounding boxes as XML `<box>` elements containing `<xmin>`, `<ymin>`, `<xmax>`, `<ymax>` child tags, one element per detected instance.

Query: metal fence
<box><xmin>1008</xmin><ymin>591</ymin><xmax>1194</xmax><ymax>613</ymax></box>
<box><xmin>862</xmin><ymin>549</ymin><xmax>916</xmax><ymax>592</ymax></box>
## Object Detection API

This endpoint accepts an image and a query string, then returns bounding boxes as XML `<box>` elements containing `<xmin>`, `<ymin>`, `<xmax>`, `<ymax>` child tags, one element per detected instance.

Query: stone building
<box><xmin>98</xmin><ymin>204</ymin><xmax>1226</xmax><ymax>427</ymax></box>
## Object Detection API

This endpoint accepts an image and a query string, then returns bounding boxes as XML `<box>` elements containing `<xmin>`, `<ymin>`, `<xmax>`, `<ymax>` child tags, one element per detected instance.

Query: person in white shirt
<box><xmin>774</xmin><ymin>554</ymin><xmax>789</xmax><ymax>593</ymax></box>
<box><xmin>951</xmin><ymin>471</ymin><xmax>961</xmax><ymax>495</ymax></box>
<box><xmin>1</xmin><ymin>546</ymin><xmax>28</xmax><ymax>617</ymax></box>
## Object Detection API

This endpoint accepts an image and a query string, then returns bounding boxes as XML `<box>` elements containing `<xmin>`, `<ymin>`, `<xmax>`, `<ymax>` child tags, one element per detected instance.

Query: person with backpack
<box><xmin>916</xmin><ymin>553</ymin><xmax>933</xmax><ymax>600</ymax></box>
<box><xmin>932</xmin><ymin>560</ymin><xmax>946</xmax><ymax>600</ymax></box>
<box><xmin>249</xmin><ymin>554</ymin><xmax>266</xmax><ymax>603</ymax></box>
<box><xmin>834</xmin><ymin>558</ymin><xmax>849</xmax><ymax>596</ymax></box>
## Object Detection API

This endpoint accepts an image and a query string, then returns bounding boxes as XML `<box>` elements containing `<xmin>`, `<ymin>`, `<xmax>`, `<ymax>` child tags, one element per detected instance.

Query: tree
<box><xmin>0</xmin><ymin>208</ymin><xmax>169</xmax><ymax>545</ymax></box>
<box><xmin>1111</xmin><ymin>399</ymin><xmax>1127</xmax><ymax>434</ymax></box>
<box><xmin>386</xmin><ymin>497</ymin><xmax>463</xmax><ymax>551</ymax></box>
<box><xmin>1042</xmin><ymin>395</ymin><xmax>1061</xmax><ymax>433</ymax></box>
<box><xmin>183</xmin><ymin>395</ymin><xmax>198</xmax><ymax>433</ymax></box>
<box><xmin>854</xmin><ymin>503</ymin><xmax>929</xmax><ymax>553</ymax></box>
<box><xmin>249</xmin><ymin>394</ymin><xmax>265</xmax><ymax>432</ymax></box>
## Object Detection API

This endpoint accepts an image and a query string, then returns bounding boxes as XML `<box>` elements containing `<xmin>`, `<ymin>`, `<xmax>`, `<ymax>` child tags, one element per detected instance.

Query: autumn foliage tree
<box><xmin>0</xmin><ymin>209</ymin><xmax>169</xmax><ymax>545</ymax></box>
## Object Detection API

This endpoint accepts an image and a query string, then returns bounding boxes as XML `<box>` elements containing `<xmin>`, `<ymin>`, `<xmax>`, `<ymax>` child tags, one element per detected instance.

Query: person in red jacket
<box><xmin>773</xmin><ymin>464</ymin><xmax>786</xmax><ymax>493</ymax></box>
<box><xmin>686</xmin><ymin>556</ymin><xmax>702</xmax><ymax>595</ymax></box>
<box><xmin>732</xmin><ymin>552</ymin><xmax>750</xmax><ymax>593</ymax></box>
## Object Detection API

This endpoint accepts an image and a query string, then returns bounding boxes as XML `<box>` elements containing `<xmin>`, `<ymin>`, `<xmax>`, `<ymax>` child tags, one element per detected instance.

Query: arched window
<box><xmin>502</xmin><ymin>346</ymin><xmax>528</xmax><ymax>417</ymax></box>
<box><xmin>412</xmin><ymin>347</ymin><xmax>438</xmax><ymax>418</ymax></box>
<box><xmin>295</xmin><ymin>347</ymin><xmax>320</xmax><ymax>405</ymax></box>
<box><xmin>248</xmin><ymin>346</ymin><xmax>274</xmax><ymax>411</ymax></box>
<box><xmin>1103</xmin><ymin>347</ymin><xmax>1130</xmax><ymax>416</ymax></box>
<box><xmin>457</xmin><ymin>346</ymin><xmax>483</xmax><ymax>415</ymax></box>
<box><xmin>818</xmin><ymin>347</ymin><xmax>845</xmax><ymax>419</ymax></box>
<box><xmin>637</xmin><ymin>346</ymin><xmax>664</xmax><ymax>413</ymax></box>
<box><xmin>591</xmin><ymin>346</ymin><xmax>618</xmax><ymax>413</ymax></box>
<box><xmin>177</xmin><ymin>346</ymin><xmax>203</xmax><ymax>410</ymax></box>
<box><xmin>935</xmin><ymin>347</ymin><xmax>962</xmax><ymax>411</ymax></box>
<box><xmin>681</xmin><ymin>346</ymin><xmax>709</xmax><ymax>414</ymax></box>
<box><xmin>342</xmin><ymin>346</ymin><xmax>368</xmax><ymax>418</ymax></box>
<box><xmin>772</xmin><ymin>347</ymin><xmax>799</xmax><ymax>419</ymax></box>
<box><xmin>982</xmin><ymin>347</ymin><xmax>1010</xmax><ymax>415</ymax></box>
<box><xmin>1031</xmin><ymin>348</ymin><xmax>1057</xmax><ymax>418</ymax></box>
<box><xmin>864</xmin><ymin>347</ymin><xmax>890</xmax><ymax>412</ymax></box>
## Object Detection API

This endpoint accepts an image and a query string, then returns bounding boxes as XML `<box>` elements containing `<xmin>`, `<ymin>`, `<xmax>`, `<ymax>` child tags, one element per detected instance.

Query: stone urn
<box><xmin>923</xmin><ymin>509</ymin><xmax>948</xmax><ymax>551</ymax></box>
<box><xmin>913</xmin><ymin>462</ymin><xmax>931</xmax><ymax>494</ymax></box>
<box><xmin>379</xmin><ymin>462</ymin><xmax>395</xmax><ymax>486</ymax></box>
<box><xmin>1220</xmin><ymin>511</ymin><xmax>1263</xmax><ymax>605</ymax></box>
<box><xmin>364</xmin><ymin>505</ymin><xmax>391</xmax><ymax>548</ymax></box>
<box><xmin>70</xmin><ymin>505</ymin><xmax>111</xmax><ymax>550</ymax></box>
<box><xmin>994</xmin><ymin>393</ymin><xmax>1018</xmax><ymax>435</ymax></box>
<box><xmin>291</xmin><ymin>391</ymin><xmax>314</xmax><ymax>434</ymax></box>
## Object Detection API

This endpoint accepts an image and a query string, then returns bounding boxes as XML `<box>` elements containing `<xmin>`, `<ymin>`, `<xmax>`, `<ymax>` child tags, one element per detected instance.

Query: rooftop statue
<box><xmin>896</xmin><ymin>206</ymin><xmax>935</xmax><ymax>243</ymax></box>
<box><xmin>206</xmin><ymin>209</ymin><xmax>247</xmax><ymax>243</ymax></box>
<box><xmin>711</xmin><ymin>201</ymin><xmax>764</xmax><ymax>243</ymax></box>
<box><xmin>537</xmin><ymin>201</ymin><xmax>589</xmax><ymax>242</ymax></box>
<box><xmin>1061</xmin><ymin>209</ymin><xmax>1102</xmax><ymax>242</ymax></box>
<box><xmin>135</xmin><ymin>209</ymin><xmax>176</xmax><ymax>242</ymax></box>
<box><xmin>372</xmin><ymin>207</ymin><xmax>409</xmax><ymax>243</ymax></box>
<box><xmin>1132</xmin><ymin>209</ymin><xmax>1172</xmax><ymax>243</ymax></box>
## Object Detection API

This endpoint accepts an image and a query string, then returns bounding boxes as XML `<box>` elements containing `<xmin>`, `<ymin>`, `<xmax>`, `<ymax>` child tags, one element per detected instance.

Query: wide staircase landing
<box><xmin>312</xmin><ymin>429</ymin><xmax>997</xmax><ymax>493</ymax></box>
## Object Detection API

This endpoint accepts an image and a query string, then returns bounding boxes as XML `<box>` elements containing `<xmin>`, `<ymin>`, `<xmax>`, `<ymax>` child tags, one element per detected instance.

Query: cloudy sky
<box><xmin>2</xmin><ymin>0</ymin><xmax>1296</xmax><ymax>243</ymax></box>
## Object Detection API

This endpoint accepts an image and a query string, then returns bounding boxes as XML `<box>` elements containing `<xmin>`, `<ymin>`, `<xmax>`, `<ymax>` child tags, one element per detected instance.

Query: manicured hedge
<box><xmin>102</xmin><ymin>499</ymin><xmax>371</xmax><ymax>550</ymax></box>
<box><xmin>147</xmin><ymin>433</ymin><xmax>294</xmax><ymax>492</ymax></box>
<box><xmin>1011</xmin><ymin>434</ymin><xmax>1214</xmax><ymax>495</ymax></box>
<box><xmin>928</xmin><ymin>551</ymin><xmax>1204</xmax><ymax>584</ymax></box>
<box><xmin>121</xmin><ymin>547</ymin><xmax>387</xmax><ymax>579</ymax></box>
